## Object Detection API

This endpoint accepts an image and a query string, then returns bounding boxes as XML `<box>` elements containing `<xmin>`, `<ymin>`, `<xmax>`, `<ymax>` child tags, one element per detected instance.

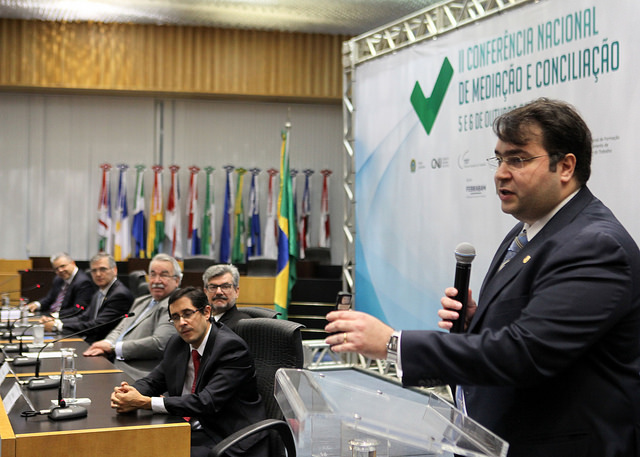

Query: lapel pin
<box><xmin>523</xmin><ymin>255</ymin><xmax>531</xmax><ymax>264</ymax></box>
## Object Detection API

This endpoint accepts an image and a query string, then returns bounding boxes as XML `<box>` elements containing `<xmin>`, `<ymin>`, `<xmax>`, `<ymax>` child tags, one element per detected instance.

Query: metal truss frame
<box><xmin>341</xmin><ymin>0</ymin><xmax>535</xmax><ymax>293</ymax></box>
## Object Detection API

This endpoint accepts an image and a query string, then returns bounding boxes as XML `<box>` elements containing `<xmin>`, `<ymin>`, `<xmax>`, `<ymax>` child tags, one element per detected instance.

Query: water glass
<box><xmin>32</xmin><ymin>324</ymin><xmax>44</xmax><ymax>345</ymax></box>
<box><xmin>60</xmin><ymin>347</ymin><xmax>76</xmax><ymax>370</ymax></box>
<box><xmin>60</xmin><ymin>368</ymin><xmax>77</xmax><ymax>403</ymax></box>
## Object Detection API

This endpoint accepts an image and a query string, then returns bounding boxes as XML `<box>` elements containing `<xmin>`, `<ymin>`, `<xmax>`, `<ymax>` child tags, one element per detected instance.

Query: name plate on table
<box><xmin>3</xmin><ymin>382</ymin><xmax>22</xmax><ymax>413</ymax></box>
<box><xmin>0</xmin><ymin>361</ymin><xmax>10</xmax><ymax>383</ymax></box>
<box><xmin>0</xmin><ymin>309</ymin><xmax>21</xmax><ymax>321</ymax></box>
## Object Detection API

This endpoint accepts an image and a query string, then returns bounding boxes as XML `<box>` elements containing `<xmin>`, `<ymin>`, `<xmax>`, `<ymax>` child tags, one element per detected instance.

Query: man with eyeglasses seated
<box><xmin>83</xmin><ymin>253</ymin><xmax>180</xmax><ymax>379</ymax></box>
<box><xmin>110</xmin><ymin>287</ymin><xmax>268</xmax><ymax>457</ymax></box>
<box><xmin>26</xmin><ymin>252</ymin><xmax>96</xmax><ymax>316</ymax></box>
<box><xmin>41</xmin><ymin>253</ymin><xmax>134</xmax><ymax>344</ymax></box>
<box><xmin>202</xmin><ymin>264</ymin><xmax>251</xmax><ymax>331</ymax></box>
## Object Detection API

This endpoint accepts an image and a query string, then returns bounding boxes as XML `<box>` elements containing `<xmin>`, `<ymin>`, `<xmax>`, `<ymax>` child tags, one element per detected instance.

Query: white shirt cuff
<box><xmin>151</xmin><ymin>397</ymin><xmax>168</xmax><ymax>414</ymax></box>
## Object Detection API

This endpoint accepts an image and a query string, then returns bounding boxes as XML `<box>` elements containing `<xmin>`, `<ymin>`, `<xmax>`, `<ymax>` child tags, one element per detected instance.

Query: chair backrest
<box><xmin>303</xmin><ymin>247</ymin><xmax>331</xmax><ymax>265</ymax></box>
<box><xmin>240</xmin><ymin>306</ymin><xmax>280</xmax><ymax>319</ymax></box>
<box><xmin>128</xmin><ymin>270</ymin><xmax>148</xmax><ymax>298</ymax></box>
<box><xmin>182</xmin><ymin>255</ymin><xmax>217</xmax><ymax>272</ymax></box>
<box><xmin>234</xmin><ymin>318</ymin><xmax>305</xmax><ymax>419</ymax></box>
<box><xmin>246</xmin><ymin>257</ymin><xmax>277</xmax><ymax>276</ymax></box>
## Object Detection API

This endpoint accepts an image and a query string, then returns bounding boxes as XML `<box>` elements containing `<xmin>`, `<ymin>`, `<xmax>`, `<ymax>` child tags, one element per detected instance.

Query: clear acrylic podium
<box><xmin>275</xmin><ymin>368</ymin><xmax>508</xmax><ymax>457</ymax></box>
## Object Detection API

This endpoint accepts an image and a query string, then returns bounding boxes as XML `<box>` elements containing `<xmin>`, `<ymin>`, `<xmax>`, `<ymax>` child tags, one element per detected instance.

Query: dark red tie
<box><xmin>184</xmin><ymin>350</ymin><xmax>200</xmax><ymax>422</ymax></box>
<box><xmin>191</xmin><ymin>349</ymin><xmax>201</xmax><ymax>393</ymax></box>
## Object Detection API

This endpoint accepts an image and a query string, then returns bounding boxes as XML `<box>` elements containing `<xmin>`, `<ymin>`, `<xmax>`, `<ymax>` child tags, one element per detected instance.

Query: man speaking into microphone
<box><xmin>325</xmin><ymin>99</ymin><xmax>640</xmax><ymax>457</ymax></box>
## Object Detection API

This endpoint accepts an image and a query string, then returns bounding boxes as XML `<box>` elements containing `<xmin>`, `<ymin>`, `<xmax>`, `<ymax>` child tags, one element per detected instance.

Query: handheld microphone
<box><xmin>450</xmin><ymin>242</ymin><xmax>476</xmax><ymax>334</ymax></box>
<box><xmin>10</xmin><ymin>305</ymin><xmax>86</xmax><ymax>364</ymax></box>
<box><xmin>25</xmin><ymin>311</ymin><xmax>135</xmax><ymax>390</ymax></box>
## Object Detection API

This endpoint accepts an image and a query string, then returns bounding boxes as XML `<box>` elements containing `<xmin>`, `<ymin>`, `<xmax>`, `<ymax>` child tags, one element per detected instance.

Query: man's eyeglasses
<box><xmin>168</xmin><ymin>308</ymin><xmax>201</xmax><ymax>323</ymax></box>
<box><xmin>205</xmin><ymin>283</ymin><xmax>235</xmax><ymax>293</ymax></box>
<box><xmin>90</xmin><ymin>267</ymin><xmax>111</xmax><ymax>274</ymax></box>
<box><xmin>53</xmin><ymin>264</ymin><xmax>69</xmax><ymax>272</ymax></box>
<box><xmin>148</xmin><ymin>272</ymin><xmax>177</xmax><ymax>280</ymax></box>
<box><xmin>486</xmin><ymin>155</ymin><xmax>547</xmax><ymax>169</ymax></box>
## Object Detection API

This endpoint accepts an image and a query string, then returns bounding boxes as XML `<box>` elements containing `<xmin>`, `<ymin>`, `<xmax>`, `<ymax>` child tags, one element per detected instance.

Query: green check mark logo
<box><xmin>411</xmin><ymin>57</ymin><xmax>454</xmax><ymax>135</ymax></box>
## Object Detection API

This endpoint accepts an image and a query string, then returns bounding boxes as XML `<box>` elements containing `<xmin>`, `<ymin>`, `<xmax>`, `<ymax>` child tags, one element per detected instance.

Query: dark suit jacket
<box><xmin>61</xmin><ymin>279</ymin><xmax>134</xmax><ymax>344</ymax></box>
<box><xmin>218</xmin><ymin>305</ymin><xmax>252</xmax><ymax>331</ymax></box>
<box><xmin>39</xmin><ymin>269</ymin><xmax>96</xmax><ymax>315</ymax></box>
<box><xmin>133</xmin><ymin>323</ymin><xmax>268</xmax><ymax>457</ymax></box>
<box><xmin>401</xmin><ymin>188</ymin><xmax>640</xmax><ymax>456</ymax></box>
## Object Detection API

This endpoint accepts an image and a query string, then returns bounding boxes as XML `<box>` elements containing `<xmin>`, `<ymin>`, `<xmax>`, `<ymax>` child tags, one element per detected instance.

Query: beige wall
<box><xmin>0</xmin><ymin>19</ymin><xmax>347</xmax><ymax>101</ymax></box>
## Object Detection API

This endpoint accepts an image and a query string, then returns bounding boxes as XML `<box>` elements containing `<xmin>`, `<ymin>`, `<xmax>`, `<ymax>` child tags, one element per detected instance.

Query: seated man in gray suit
<box><xmin>83</xmin><ymin>253</ymin><xmax>180</xmax><ymax>379</ymax></box>
<box><xmin>202</xmin><ymin>264</ymin><xmax>251</xmax><ymax>331</ymax></box>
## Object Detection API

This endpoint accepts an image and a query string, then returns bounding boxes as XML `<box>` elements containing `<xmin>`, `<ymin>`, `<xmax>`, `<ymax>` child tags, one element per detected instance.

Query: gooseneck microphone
<box><xmin>26</xmin><ymin>311</ymin><xmax>134</xmax><ymax>390</ymax></box>
<box><xmin>450</xmin><ymin>242</ymin><xmax>476</xmax><ymax>334</ymax></box>
<box><xmin>3</xmin><ymin>316</ymin><xmax>27</xmax><ymax>352</ymax></box>
<box><xmin>10</xmin><ymin>305</ymin><xmax>86</xmax><ymax>365</ymax></box>
<box><xmin>0</xmin><ymin>283</ymin><xmax>42</xmax><ymax>298</ymax></box>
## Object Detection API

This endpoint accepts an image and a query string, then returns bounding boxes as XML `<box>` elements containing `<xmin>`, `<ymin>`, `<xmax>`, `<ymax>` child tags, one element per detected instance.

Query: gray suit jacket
<box><xmin>104</xmin><ymin>293</ymin><xmax>176</xmax><ymax>379</ymax></box>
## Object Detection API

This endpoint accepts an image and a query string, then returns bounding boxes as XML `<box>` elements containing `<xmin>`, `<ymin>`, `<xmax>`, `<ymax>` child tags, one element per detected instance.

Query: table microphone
<box><xmin>47</xmin><ymin>376</ymin><xmax>89</xmax><ymax>421</ymax></box>
<box><xmin>0</xmin><ymin>283</ymin><xmax>42</xmax><ymax>297</ymax></box>
<box><xmin>450</xmin><ymin>242</ymin><xmax>476</xmax><ymax>334</ymax></box>
<box><xmin>10</xmin><ymin>305</ymin><xmax>86</xmax><ymax>364</ymax></box>
<box><xmin>20</xmin><ymin>371</ymin><xmax>89</xmax><ymax>421</ymax></box>
<box><xmin>25</xmin><ymin>311</ymin><xmax>135</xmax><ymax>390</ymax></box>
<box><xmin>3</xmin><ymin>316</ymin><xmax>28</xmax><ymax>352</ymax></box>
<box><xmin>0</xmin><ymin>284</ymin><xmax>42</xmax><ymax>329</ymax></box>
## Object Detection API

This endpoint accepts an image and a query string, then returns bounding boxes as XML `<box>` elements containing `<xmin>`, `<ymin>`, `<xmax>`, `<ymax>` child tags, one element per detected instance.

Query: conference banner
<box><xmin>354</xmin><ymin>0</ymin><xmax>638</xmax><ymax>330</ymax></box>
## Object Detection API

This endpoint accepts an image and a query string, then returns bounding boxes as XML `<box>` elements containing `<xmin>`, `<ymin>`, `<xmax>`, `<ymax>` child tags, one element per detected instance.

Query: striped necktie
<box><xmin>50</xmin><ymin>283</ymin><xmax>68</xmax><ymax>312</ymax></box>
<box><xmin>500</xmin><ymin>228</ymin><xmax>528</xmax><ymax>270</ymax></box>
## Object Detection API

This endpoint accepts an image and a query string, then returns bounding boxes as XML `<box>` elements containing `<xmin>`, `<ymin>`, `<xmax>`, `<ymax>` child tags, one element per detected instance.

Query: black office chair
<box><xmin>128</xmin><ymin>270</ymin><xmax>148</xmax><ymax>298</ymax></box>
<box><xmin>303</xmin><ymin>247</ymin><xmax>331</xmax><ymax>265</ymax></box>
<box><xmin>183</xmin><ymin>255</ymin><xmax>217</xmax><ymax>272</ymax></box>
<box><xmin>240</xmin><ymin>306</ymin><xmax>280</xmax><ymax>319</ymax></box>
<box><xmin>208</xmin><ymin>318</ymin><xmax>305</xmax><ymax>457</ymax></box>
<box><xmin>246</xmin><ymin>257</ymin><xmax>278</xmax><ymax>276</ymax></box>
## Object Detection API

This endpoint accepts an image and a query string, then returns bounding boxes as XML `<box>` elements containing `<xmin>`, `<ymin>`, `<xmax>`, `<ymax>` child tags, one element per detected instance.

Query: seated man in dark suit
<box><xmin>202</xmin><ymin>264</ymin><xmax>251</xmax><ymax>330</ymax></box>
<box><xmin>110</xmin><ymin>287</ymin><xmax>268</xmax><ymax>457</ymax></box>
<box><xmin>83</xmin><ymin>253</ymin><xmax>180</xmax><ymax>379</ymax></box>
<box><xmin>42</xmin><ymin>253</ymin><xmax>134</xmax><ymax>344</ymax></box>
<box><xmin>27</xmin><ymin>252</ymin><xmax>96</xmax><ymax>316</ymax></box>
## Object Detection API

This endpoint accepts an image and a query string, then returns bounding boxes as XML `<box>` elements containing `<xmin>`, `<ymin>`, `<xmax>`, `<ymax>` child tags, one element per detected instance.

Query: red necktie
<box><xmin>191</xmin><ymin>349</ymin><xmax>201</xmax><ymax>393</ymax></box>
<box><xmin>184</xmin><ymin>350</ymin><xmax>201</xmax><ymax>422</ymax></box>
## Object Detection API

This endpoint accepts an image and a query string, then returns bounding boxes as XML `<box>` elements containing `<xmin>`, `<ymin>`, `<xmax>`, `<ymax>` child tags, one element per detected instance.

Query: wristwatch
<box><xmin>386</xmin><ymin>331</ymin><xmax>401</xmax><ymax>363</ymax></box>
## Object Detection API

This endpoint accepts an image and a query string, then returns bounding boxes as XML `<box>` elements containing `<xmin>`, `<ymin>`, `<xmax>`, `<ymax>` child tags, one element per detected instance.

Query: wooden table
<box><xmin>0</xmin><ymin>338</ymin><xmax>190</xmax><ymax>457</ymax></box>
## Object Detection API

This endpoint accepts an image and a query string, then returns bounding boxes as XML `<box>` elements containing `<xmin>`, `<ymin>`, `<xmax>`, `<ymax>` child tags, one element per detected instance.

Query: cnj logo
<box><xmin>411</xmin><ymin>57</ymin><xmax>454</xmax><ymax>136</ymax></box>
<box><xmin>431</xmin><ymin>157</ymin><xmax>449</xmax><ymax>169</ymax></box>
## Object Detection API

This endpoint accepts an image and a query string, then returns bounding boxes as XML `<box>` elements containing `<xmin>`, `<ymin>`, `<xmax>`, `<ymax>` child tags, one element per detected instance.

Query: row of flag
<box><xmin>96</xmin><ymin>138</ymin><xmax>331</xmax><ymax>311</ymax></box>
<box><xmin>97</xmin><ymin>127</ymin><xmax>328</xmax><ymax>316</ymax></box>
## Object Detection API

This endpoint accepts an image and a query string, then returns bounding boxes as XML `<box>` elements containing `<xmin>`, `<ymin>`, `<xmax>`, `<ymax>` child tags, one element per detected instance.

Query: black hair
<box><xmin>493</xmin><ymin>97</ymin><xmax>591</xmax><ymax>185</ymax></box>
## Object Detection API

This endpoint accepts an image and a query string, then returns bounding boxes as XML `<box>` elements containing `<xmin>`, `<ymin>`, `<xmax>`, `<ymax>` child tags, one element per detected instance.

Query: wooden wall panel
<box><xmin>0</xmin><ymin>19</ymin><xmax>346</xmax><ymax>101</ymax></box>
